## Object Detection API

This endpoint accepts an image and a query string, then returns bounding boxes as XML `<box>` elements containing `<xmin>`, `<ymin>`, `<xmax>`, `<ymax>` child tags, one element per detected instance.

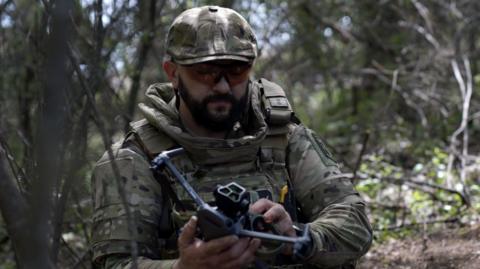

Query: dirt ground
<box><xmin>357</xmin><ymin>224</ymin><xmax>480</xmax><ymax>269</ymax></box>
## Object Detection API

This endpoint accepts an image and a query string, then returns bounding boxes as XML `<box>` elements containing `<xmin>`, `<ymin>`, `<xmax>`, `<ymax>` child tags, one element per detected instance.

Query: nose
<box><xmin>211</xmin><ymin>76</ymin><xmax>231</xmax><ymax>94</ymax></box>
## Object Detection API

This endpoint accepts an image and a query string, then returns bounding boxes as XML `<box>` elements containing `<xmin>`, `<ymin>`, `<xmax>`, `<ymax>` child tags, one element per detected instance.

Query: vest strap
<box><xmin>129</xmin><ymin>119</ymin><xmax>175</xmax><ymax>155</ymax></box>
<box><xmin>259</xmin><ymin>78</ymin><xmax>294</xmax><ymax>126</ymax></box>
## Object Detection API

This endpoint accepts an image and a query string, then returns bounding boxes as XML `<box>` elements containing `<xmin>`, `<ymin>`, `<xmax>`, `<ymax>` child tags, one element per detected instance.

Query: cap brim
<box><xmin>173</xmin><ymin>54</ymin><xmax>254</xmax><ymax>65</ymax></box>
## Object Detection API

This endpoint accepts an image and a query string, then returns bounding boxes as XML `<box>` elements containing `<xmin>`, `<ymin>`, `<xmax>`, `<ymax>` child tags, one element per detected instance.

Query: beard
<box><xmin>177</xmin><ymin>78</ymin><xmax>248</xmax><ymax>132</ymax></box>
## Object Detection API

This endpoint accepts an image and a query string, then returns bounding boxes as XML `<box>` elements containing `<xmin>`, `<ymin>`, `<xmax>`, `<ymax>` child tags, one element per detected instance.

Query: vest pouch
<box><xmin>171</xmin><ymin>206</ymin><xmax>195</xmax><ymax>231</ymax></box>
<box><xmin>172</xmin><ymin>171</ymin><xmax>283</xmax><ymax>206</ymax></box>
<box><xmin>159</xmin><ymin>206</ymin><xmax>195</xmax><ymax>259</ymax></box>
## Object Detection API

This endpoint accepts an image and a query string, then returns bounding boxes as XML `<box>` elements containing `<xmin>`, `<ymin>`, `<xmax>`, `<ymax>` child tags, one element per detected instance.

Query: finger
<box><xmin>215</xmin><ymin>238</ymin><xmax>250</xmax><ymax>264</ymax></box>
<box><xmin>249</xmin><ymin>198</ymin><xmax>274</xmax><ymax>214</ymax></box>
<box><xmin>273</xmin><ymin>220</ymin><xmax>295</xmax><ymax>237</ymax></box>
<box><xmin>178</xmin><ymin>216</ymin><xmax>198</xmax><ymax>248</ymax></box>
<box><xmin>263</xmin><ymin>204</ymin><xmax>287</xmax><ymax>223</ymax></box>
<box><xmin>221</xmin><ymin>238</ymin><xmax>261</xmax><ymax>268</ymax></box>
<box><xmin>202</xmin><ymin>235</ymin><xmax>239</xmax><ymax>256</ymax></box>
<box><xmin>248</xmin><ymin>238</ymin><xmax>261</xmax><ymax>252</ymax></box>
<box><xmin>263</xmin><ymin>205</ymin><xmax>295</xmax><ymax>236</ymax></box>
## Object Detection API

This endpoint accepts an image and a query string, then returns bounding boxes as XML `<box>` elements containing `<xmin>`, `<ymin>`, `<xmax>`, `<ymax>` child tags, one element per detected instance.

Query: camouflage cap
<box><xmin>166</xmin><ymin>6</ymin><xmax>258</xmax><ymax>65</ymax></box>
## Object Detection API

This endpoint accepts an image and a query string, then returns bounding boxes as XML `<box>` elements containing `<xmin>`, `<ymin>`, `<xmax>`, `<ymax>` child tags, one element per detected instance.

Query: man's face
<box><xmin>176</xmin><ymin>60</ymin><xmax>252</xmax><ymax>132</ymax></box>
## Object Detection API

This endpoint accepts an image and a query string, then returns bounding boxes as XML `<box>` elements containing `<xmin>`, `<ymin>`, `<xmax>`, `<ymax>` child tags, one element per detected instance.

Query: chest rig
<box><xmin>130</xmin><ymin>78</ymin><xmax>298</xmax><ymax>258</ymax></box>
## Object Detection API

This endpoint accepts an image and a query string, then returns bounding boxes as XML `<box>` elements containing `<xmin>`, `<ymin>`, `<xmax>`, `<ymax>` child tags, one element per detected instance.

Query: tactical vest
<box><xmin>129</xmin><ymin>79</ymin><xmax>300</xmax><ymax>265</ymax></box>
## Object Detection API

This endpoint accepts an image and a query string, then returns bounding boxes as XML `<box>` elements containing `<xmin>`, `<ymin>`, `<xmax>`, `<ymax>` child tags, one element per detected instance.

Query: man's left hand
<box><xmin>250</xmin><ymin>198</ymin><xmax>296</xmax><ymax>255</ymax></box>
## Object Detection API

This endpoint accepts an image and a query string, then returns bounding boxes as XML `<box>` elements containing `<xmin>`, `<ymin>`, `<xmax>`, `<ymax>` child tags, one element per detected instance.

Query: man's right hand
<box><xmin>174</xmin><ymin>216</ymin><xmax>261</xmax><ymax>269</ymax></box>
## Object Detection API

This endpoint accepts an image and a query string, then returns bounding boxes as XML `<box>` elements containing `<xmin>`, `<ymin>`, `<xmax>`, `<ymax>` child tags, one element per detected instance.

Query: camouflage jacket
<box><xmin>91</xmin><ymin>80</ymin><xmax>372</xmax><ymax>269</ymax></box>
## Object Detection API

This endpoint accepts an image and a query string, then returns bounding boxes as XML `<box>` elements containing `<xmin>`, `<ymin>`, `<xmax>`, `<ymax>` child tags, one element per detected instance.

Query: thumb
<box><xmin>178</xmin><ymin>216</ymin><xmax>197</xmax><ymax>248</ymax></box>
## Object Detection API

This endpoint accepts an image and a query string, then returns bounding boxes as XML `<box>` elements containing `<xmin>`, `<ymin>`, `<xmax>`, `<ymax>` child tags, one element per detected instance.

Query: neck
<box><xmin>178</xmin><ymin>102</ymin><xmax>227</xmax><ymax>139</ymax></box>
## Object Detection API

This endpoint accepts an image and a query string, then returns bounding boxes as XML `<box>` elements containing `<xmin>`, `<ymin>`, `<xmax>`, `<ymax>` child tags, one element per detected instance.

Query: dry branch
<box><xmin>0</xmin><ymin>141</ymin><xmax>29</xmax><ymax>267</ymax></box>
<box><xmin>352</xmin><ymin>131</ymin><xmax>370</xmax><ymax>183</ymax></box>
<box><xmin>0</xmin><ymin>134</ymin><xmax>28</xmax><ymax>193</ymax></box>
<box><xmin>446</xmin><ymin>57</ymin><xmax>473</xmax><ymax>207</ymax></box>
<box><xmin>353</xmin><ymin>172</ymin><xmax>469</xmax><ymax>206</ymax></box>
<box><xmin>60</xmin><ymin>237</ymin><xmax>88</xmax><ymax>269</ymax></box>
<box><xmin>376</xmin><ymin>217</ymin><xmax>459</xmax><ymax>231</ymax></box>
<box><xmin>0</xmin><ymin>0</ymin><xmax>13</xmax><ymax>14</ymax></box>
<box><xmin>68</xmin><ymin>45</ymin><xmax>139</xmax><ymax>268</ymax></box>
<box><xmin>124</xmin><ymin>0</ymin><xmax>165</xmax><ymax>132</ymax></box>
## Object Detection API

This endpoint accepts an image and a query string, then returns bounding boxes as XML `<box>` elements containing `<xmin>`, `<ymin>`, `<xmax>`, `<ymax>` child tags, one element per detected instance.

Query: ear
<box><xmin>163</xmin><ymin>61</ymin><xmax>179</xmax><ymax>87</ymax></box>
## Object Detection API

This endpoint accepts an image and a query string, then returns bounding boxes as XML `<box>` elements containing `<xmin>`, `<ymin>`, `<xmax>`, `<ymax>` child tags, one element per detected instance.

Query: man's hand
<box><xmin>174</xmin><ymin>216</ymin><xmax>261</xmax><ymax>269</ymax></box>
<box><xmin>250</xmin><ymin>198</ymin><xmax>296</xmax><ymax>255</ymax></box>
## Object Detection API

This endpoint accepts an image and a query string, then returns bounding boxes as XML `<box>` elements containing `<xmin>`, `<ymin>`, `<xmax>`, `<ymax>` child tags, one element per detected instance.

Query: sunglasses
<box><xmin>181</xmin><ymin>62</ymin><xmax>252</xmax><ymax>86</ymax></box>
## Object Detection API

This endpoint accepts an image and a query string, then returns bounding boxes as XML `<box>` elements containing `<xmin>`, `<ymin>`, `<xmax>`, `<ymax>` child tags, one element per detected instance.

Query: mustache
<box><xmin>203</xmin><ymin>94</ymin><xmax>236</xmax><ymax>104</ymax></box>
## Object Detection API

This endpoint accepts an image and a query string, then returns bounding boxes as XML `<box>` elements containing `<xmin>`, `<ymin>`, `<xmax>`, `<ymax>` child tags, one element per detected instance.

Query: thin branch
<box><xmin>0</xmin><ymin>133</ymin><xmax>28</xmax><ymax>193</ymax></box>
<box><xmin>352</xmin><ymin>172</ymin><xmax>469</xmax><ymax>206</ymax></box>
<box><xmin>364</xmin><ymin>197</ymin><xmax>409</xmax><ymax>211</ymax></box>
<box><xmin>67</xmin><ymin>44</ymin><xmax>139</xmax><ymax>268</ymax></box>
<box><xmin>73</xmin><ymin>250</ymin><xmax>92</xmax><ymax>269</ymax></box>
<box><xmin>0</xmin><ymin>141</ymin><xmax>29</xmax><ymax>266</ymax></box>
<box><xmin>51</xmin><ymin>101</ymin><xmax>89</xmax><ymax>262</ymax></box>
<box><xmin>359</xmin><ymin>67</ymin><xmax>428</xmax><ymax>127</ymax></box>
<box><xmin>446</xmin><ymin>57</ymin><xmax>473</xmax><ymax>207</ymax></box>
<box><xmin>352</xmin><ymin>131</ymin><xmax>370</xmax><ymax>183</ymax></box>
<box><xmin>71</xmin><ymin>189</ymin><xmax>92</xmax><ymax>244</ymax></box>
<box><xmin>398</xmin><ymin>20</ymin><xmax>440</xmax><ymax>50</ymax></box>
<box><xmin>410</xmin><ymin>0</ymin><xmax>434</xmax><ymax>33</ymax></box>
<box><xmin>0</xmin><ymin>0</ymin><xmax>13</xmax><ymax>14</ymax></box>
<box><xmin>61</xmin><ymin>237</ymin><xmax>88</xmax><ymax>269</ymax></box>
<box><xmin>123</xmin><ymin>0</ymin><xmax>165</xmax><ymax>132</ymax></box>
<box><xmin>460</xmin><ymin>57</ymin><xmax>472</xmax><ymax>204</ymax></box>
<box><xmin>104</xmin><ymin>1</ymin><xmax>134</xmax><ymax>36</ymax></box>
<box><xmin>256</xmin><ymin>5</ymin><xmax>291</xmax><ymax>56</ymax></box>
<box><xmin>452</xmin><ymin>59</ymin><xmax>466</xmax><ymax>98</ymax></box>
<box><xmin>376</xmin><ymin>217</ymin><xmax>459</xmax><ymax>231</ymax></box>
<box><xmin>472</xmin><ymin>111</ymin><xmax>480</xmax><ymax>119</ymax></box>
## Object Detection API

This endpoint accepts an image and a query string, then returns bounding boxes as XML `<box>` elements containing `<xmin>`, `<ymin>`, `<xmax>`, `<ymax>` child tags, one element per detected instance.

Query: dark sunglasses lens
<box><xmin>186</xmin><ymin>64</ymin><xmax>219</xmax><ymax>84</ymax></box>
<box><xmin>226</xmin><ymin>65</ymin><xmax>251</xmax><ymax>85</ymax></box>
<box><xmin>186</xmin><ymin>63</ymin><xmax>251</xmax><ymax>86</ymax></box>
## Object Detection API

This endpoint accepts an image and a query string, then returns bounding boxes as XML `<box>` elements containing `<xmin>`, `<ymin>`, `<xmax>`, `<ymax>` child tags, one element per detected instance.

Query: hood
<box><xmin>138</xmin><ymin>82</ymin><xmax>267</xmax><ymax>165</ymax></box>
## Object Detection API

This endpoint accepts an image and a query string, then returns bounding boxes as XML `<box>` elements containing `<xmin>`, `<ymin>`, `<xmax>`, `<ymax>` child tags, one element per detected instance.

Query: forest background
<box><xmin>0</xmin><ymin>0</ymin><xmax>479</xmax><ymax>268</ymax></box>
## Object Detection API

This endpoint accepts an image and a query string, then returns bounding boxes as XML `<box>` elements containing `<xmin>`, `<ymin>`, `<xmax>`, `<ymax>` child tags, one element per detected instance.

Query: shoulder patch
<box><xmin>306</xmin><ymin>130</ymin><xmax>338</xmax><ymax>167</ymax></box>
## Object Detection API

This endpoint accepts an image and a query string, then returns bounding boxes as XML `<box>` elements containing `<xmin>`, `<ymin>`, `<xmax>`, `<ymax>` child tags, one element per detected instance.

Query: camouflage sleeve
<box><xmin>91</xmin><ymin>143</ymin><xmax>169</xmax><ymax>268</ymax></box>
<box><xmin>99</xmin><ymin>255</ymin><xmax>176</xmax><ymax>269</ymax></box>
<box><xmin>287</xmin><ymin>125</ymin><xmax>372</xmax><ymax>268</ymax></box>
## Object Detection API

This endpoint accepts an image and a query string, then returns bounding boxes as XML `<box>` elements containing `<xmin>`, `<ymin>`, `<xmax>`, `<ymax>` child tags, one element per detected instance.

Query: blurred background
<box><xmin>0</xmin><ymin>0</ymin><xmax>479</xmax><ymax>268</ymax></box>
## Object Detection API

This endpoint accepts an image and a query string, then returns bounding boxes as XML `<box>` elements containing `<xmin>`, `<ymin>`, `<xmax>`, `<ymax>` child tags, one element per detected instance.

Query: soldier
<box><xmin>91</xmin><ymin>5</ymin><xmax>372</xmax><ymax>269</ymax></box>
